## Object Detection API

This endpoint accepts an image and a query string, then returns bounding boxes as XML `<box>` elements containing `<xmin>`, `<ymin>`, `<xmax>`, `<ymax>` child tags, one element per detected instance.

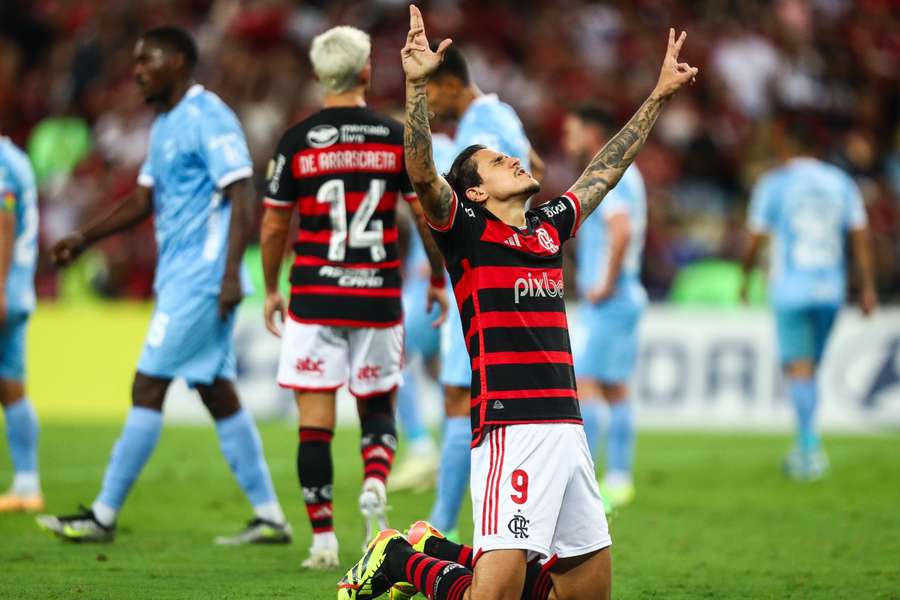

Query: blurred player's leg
<box><xmin>391</xmin><ymin>357</ymin><xmax>439</xmax><ymax>492</ymax></box>
<box><xmin>199</xmin><ymin>378</ymin><xmax>290</xmax><ymax>545</ymax></box>
<box><xmin>576</xmin><ymin>379</ymin><xmax>605</xmax><ymax>458</ymax></box>
<box><xmin>429</xmin><ymin>385</ymin><xmax>471</xmax><ymax>534</ymax></box>
<box><xmin>37</xmin><ymin>373</ymin><xmax>167</xmax><ymax>541</ymax></box>
<box><xmin>0</xmin><ymin>315</ymin><xmax>42</xmax><ymax>512</ymax></box>
<box><xmin>357</xmin><ymin>393</ymin><xmax>397</xmax><ymax>544</ymax></box>
<box><xmin>295</xmin><ymin>391</ymin><xmax>339</xmax><ymax>569</ymax></box>
<box><xmin>602</xmin><ymin>383</ymin><xmax>635</xmax><ymax>508</ymax></box>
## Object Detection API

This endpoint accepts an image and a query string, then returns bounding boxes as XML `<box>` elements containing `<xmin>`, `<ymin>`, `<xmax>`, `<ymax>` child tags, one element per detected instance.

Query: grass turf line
<box><xmin>0</xmin><ymin>424</ymin><xmax>898</xmax><ymax>599</ymax></box>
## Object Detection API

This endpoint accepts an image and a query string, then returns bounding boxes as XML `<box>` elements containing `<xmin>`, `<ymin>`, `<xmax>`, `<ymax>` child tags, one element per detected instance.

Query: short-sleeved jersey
<box><xmin>138</xmin><ymin>85</ymin><xmax>253</xmax><ymax>297</ymax></box>
<box><xmin>264</xmin><ymin>107</ymin><xmax>415</xmax><ymax>327</ymax></box>
<box><xmin>427</xmin><ymin>191</ymin><xmax>583</xmax><ymax>446</ymax></box>
<box><xmin>455</xmin><ymin>95</ymin><xmax>531</xmax><ymax>171</ymax></box>
<box><xmin>0</xmin><ymin>137</ymin><xmax>38</xmax><ymax>315</ymax></box>
<box><xmin>748</xmin><ymin>157</ymin><xmax>867</xmax><ymax>307</ymax></box>
<box><xmin>575</xmin><ymin>164</ymin><xmax>647</xmax><ymax>304</ymax></box>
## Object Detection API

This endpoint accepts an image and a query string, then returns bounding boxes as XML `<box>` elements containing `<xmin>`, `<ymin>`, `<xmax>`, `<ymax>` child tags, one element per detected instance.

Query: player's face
<box><xmin>468</xmin><ymin>149</ymin><xmax>540</xmax><ymax>202</ymax></box>
<box><xmin>425</xmin><ymin>77</ymin><xmax>459</xmax><ymax>121</ymax></box>
<box><xmin>561</xmin><ymin>115</ymin><xmax>592</xmax><ymax>164</ymax></box>
<box><xmin>133</xmin><ymin>39</ymin><xmax>178</xmax><ymax>104</ymax></box>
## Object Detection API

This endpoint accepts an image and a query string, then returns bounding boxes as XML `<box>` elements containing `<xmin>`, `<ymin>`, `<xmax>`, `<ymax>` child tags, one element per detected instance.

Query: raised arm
<box><xmin>401</xmin><ymin>4</ymin><xmax>455</xmax><ymax>227</ymax></box>
<box><xmin>569</xmin><ymin>29</ymin><xmax>698</xmax><ymax>226</ymax></box>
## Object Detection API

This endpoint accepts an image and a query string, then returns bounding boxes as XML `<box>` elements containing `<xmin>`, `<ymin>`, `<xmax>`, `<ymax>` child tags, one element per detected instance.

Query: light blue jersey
<box><xmin>138</xmin><ymin>84</ymin><xmax>253</xmax><ymax>298</ymax></box>
<box><xmin>136</xmin><ymin>85</ymin><xmax>252</xmax><ymax>386</ymax></box>
<box><xmin>440</xmin><ymin>96</ymin><xmax>532</xmax><ymax>387</ymax></box>
<box><xmin>0</xmin><ymin>137</ymin><xmax>38</xmax><ymax>316</ymax></box>
<box><xmin>575</xmin><ymin>164</ymin><xmax>647</xmax><ymax>305</ymax></box>
<box><xmin>454</xmin><ymin>94</ymin><xmax>531</xmax><ymax>171</ymax></box>
<box><xmin>574</xmin><ymin>164</ymin><xmax>647</xmax><ymax>384</ymax></box>
<box><xmin>749</xmin><ymin>157</ymin><xmax>866</xmax><ymax>308</ymax></box>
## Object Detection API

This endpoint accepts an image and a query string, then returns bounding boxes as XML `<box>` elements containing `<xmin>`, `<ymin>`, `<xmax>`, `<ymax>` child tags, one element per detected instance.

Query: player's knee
<box><xmin>0</xmin><ymin>380</ymin><xmax>25</xmax><ymax>406</ymax></box>
<box><xmin>131</xmin><ymin>373</ymin><xmax>169</xmax><ymax>411</ymax></box>
<box><xmin>786</xmin><ymin>360</ymin><xmax>814</xmax><ymax>379</ymax></box>
<box><xmin>197</xmin><ymin>379</ymin><xmax>241</xmax><ymax>420</ymax></box>
<box><xmin>600</xmin><ymin>382</ymin><xmax>628</xmax><ymax>403</ymax></box>
<box><xmin>444</xmin><ymin>385</ymin><xmax>469</xmax><ymax>417</ymax></box>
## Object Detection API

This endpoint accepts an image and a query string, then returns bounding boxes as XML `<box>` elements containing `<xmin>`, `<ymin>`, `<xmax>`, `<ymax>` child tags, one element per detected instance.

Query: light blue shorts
<box><xmin>773</xmin><ymin>304</ymin><xmax>839</xmax><ymax>366</ymax></box>
<box><xmin>439</xmin><ymin>298</ymin><xmax>471</xmax><ymax>388</ymax></box>
<box><xmin>137</xmin><ymin>292</ymin><xmax>236</xmax><ymax>387</ymax></box>
<box><xmin>0</xmin><ymin>313</ymin><xmax>28</xmax><ymax>381</ymax></box>
<box><xmin>403</xmin><ymin>282</ymin><xmax>440</xmax><ymax>361</ymax></box>
<box><xmin>574</xmin><ymin>300</ymin><xmax>643</xmax><ymax>384</ymax></box>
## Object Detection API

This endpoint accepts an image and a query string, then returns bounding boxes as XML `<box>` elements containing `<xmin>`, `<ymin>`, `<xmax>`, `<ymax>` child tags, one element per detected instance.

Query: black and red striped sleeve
<box><xmin>262</xmin><ymin>132</ymin><xmax>297</xmax><ymax>210</ymax></box>
<box><xmin>535</xmin><ymin>192</ymin><xmax>581</xmax><ymax>243</ymax></box>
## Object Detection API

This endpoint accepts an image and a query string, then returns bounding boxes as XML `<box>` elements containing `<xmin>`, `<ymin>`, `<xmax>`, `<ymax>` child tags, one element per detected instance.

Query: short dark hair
<box><xmin>445</xmin><ymin>144</ymin><xmax>485</xmax><ymax>200</ymax></box>
<box><xmin>779</xmin><ymin>110</ymin><xmax>820</xmax><ymax>152</ymax></box>
<box><xmin>569</xmin><ymin>104</ymin><xmax>616</xmax><ymax>134</ymax></box>
<box><xmin>141</xmin><ymin>26</ymin><xmax>198</xmax><ymax>70</ymax></box>
<box><xmin>429</xmin><ymin>43</ymin><xmax>470</xmax><ymax>85</ymax></box>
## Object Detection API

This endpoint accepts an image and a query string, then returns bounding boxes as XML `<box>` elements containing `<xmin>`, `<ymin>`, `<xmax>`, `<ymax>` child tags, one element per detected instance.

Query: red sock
<box><xmin>360</xmin><ymin>413</ymin><xmax>396</xmax><ymax>484</ymax></box>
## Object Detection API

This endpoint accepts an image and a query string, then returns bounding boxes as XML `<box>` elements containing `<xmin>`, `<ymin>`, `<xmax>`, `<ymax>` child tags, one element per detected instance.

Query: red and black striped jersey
<box><xmin>264</xmin><ymin>107</ymin><xmax>416</xmax><ymax>327</ymax></box>
<box><xmin>427</xmin><ymin>191</ymin><xmax>583</xmax><ymax>446</ymax></box>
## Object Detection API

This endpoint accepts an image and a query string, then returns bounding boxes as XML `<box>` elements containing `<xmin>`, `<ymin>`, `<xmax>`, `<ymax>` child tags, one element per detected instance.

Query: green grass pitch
<box><xmin>1</xmin><ymin>424</ymin><xmax>898</xmax><ymax>599</ymax></box>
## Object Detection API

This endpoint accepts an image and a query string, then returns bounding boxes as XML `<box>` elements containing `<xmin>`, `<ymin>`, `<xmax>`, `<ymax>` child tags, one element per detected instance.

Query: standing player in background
<box><xmin>390</xmin><ymin>132</ymin><xmax>458</xmax><ymax>493</ymax></box>
<box><xmin>39</xmin><ymin>27</ymin><xmax>290</xmax><ymax>544</ymax></box>
<box><xmin>339</xmin><ymin>7</ymin><xmax>697</xmax><ymax>600</ymax></box>
<box><xmin>562</xmin><ymin>106</ymin><xmax>647</xmax><ymax>510</ymax></box>
<box><xmin>741</xmin><ymin>116</ymin><xmax>877</xmax><ymax>481</ymax></box>
<box><xmin>0</xmin><ymin>135</ymin><xmax>42</xmax><ymax>513</ymax></box>
<box><xmin>421</xmin><ymin>43</ymin><xmax>542</xmax><ymax>537</ymax></box>
<box><xmin>260</xmin><ymin>26</ymin><xmax>448</xmax><ymax>569</ymax></box>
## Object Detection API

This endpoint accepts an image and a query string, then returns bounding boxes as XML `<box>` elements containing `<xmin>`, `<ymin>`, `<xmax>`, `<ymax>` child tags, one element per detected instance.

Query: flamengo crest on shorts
<box><xmin>263</xmin><ymin>107</ymin><xmax>417</xmax><ymax>328</ymax></box>
<box><xmin>427</xmin><ymin>192</ymin><xmax>584</xmax><ymax>446</ymax></box>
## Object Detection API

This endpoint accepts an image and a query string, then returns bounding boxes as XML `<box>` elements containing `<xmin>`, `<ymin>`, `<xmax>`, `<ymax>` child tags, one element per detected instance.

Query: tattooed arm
<box><xmin>401</xmin><ymin>4</ymin><xmax>455</xmax><ymax>227</ymax></box>
<box><xmin>569</xmin><ymin>29</ymin><xmax>698</xmax><ymax>227</ymax></box>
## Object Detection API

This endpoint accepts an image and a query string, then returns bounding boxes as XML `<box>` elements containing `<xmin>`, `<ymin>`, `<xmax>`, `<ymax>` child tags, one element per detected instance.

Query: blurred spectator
<box><xmin>0</xmin><ymin>0</ymin><xmax>896</xmax><ymax>301</ymax></box>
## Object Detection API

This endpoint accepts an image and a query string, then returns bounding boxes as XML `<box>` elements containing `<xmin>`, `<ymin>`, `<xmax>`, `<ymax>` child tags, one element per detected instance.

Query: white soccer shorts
<box><xmin>471</xmin><ymin>423</ymin><xmax>611</xmax><ymax>562</ymax></box>
<box><xmin>276</xmin><ymin>319</ymin><xmax>404</xmax><ymax>398</ymax></box>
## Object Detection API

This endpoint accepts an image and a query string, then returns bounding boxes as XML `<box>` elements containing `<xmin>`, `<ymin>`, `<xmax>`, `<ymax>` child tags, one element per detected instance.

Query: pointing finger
<box><xmin>410</xmin><ymin>4</ymin><xmax>423</xmax><ymax>32</ymax></box>
<box><xmin>668</xmin><ymin>28</ymin><xmax>675</xmax><ymax>50</ymax></box>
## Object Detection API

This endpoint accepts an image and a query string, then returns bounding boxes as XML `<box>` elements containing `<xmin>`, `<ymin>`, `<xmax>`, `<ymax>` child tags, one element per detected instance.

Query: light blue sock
<box><xmin>607</xmin><ymin>401</ymin><xmax>635</xmax><ymax>475</ymax></box>
<box><xmin>96</xmin><ymin>406</ymin><xmax>163</xmax><ymax>510</ymax></box>
<box><xmin>581</xmin><ymin>400</ymin><xmax>603</xmax><ymax>459</ymax></box>
<box><xmin>215</xmin><ymin>409</ymin><xmax>279</xmax><ymax>510</ymax></box>
<box><xmin>397</xmin><ymin>364</ymin><xmax>429</xmax><ymax>445</ymax></box>
<box><xmin>790</xmin><ymin>378</ymin><xmax>819</xmax><ymax>452</ymax></box>
<box><xmin>3</xmin><ymin>397</ymin><xmax>39</xmax><ymax>475</ymax></box>
<box><xmin>429</xmin><ymin>416</ymin><xmax>471</xmax><ymax>531</ymax></box>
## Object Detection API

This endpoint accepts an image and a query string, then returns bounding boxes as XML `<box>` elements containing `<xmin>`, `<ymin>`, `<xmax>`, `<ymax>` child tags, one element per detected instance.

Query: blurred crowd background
<box><xmin>1</xmin><ymin>0</ymin><xmax>898</xmax><ymax>303</ymax></box>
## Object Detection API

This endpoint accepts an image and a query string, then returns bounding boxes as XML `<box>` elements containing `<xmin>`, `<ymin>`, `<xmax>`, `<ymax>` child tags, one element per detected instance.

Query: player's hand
<box><xmin>402</xmin><ymin>4</ymin><xmax>452</xmax><ymax>84</ymax></box>
<box><xmin>218</xmin><ymin>276</ymin><xmax>243</xmax><ymax>319</ymax></box>
<box><xmin>51</xmin><ymin>232</ymin><xmax>86</xmax><ymax>267</ymax></box>
<box><xmin>859</xmin><ymin>284</ymin><xmax>877</xmax><ymax>317</ymax></box>
<box><xmin>652</xmin><ymin>29</ymin><xmax>699</xmax><ymax>99</ymax></box>
<box><xmin>427</xmin><ymin>283</ymin><xmax>449</xmax><ymax>328</ymax></box>
<box><xmin>0</xmin><ymin>292</ymin><xmax>7</xmax><ymax>329</ymax></box>
<box><xmin>264</xmin><ymin>290</ymin><xmax>286</xmax><ymax>337</ymax></box>
<box><xmin>586</xmin><ymin>282</ymin><xmax>614</xmax><ymax>304</ymax></box>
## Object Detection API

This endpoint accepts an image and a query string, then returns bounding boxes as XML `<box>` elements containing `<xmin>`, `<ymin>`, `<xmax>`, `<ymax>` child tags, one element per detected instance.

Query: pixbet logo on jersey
<box><xmin>513</xmin><ymin>272</ymin><xmax>564</xmax><ymax>304</ymax></box>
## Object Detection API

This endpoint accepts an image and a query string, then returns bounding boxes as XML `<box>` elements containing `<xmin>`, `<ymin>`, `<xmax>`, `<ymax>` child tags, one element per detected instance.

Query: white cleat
<box><xmin>359</xmin><ymin>479</ymin><xmax>389</xmax><ymax>550</ymax></box>
<box><xmin>387</xmin><ymin>450</ymin><xmax>438</xmax><ymax>493</ymax></box>
<box><xmin>302</xmin><ymin>531</ymin><xmax>339</xmax><ymax>570</ymax></box>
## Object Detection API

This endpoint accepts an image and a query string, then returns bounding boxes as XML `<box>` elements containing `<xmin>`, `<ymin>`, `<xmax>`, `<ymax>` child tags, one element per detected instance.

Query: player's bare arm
<box><xmin>260</xmin><ymin>206</ymin><xmax>293</xmax><ymax>337</ymax></box>
<box><xmin>219</xmin><ymin>177</ymin><xmax>256</xmax><ymax>318</ymax></box>
<box><xmin>51</xmin><ymin>185</ymin><xmax>153</xmax><ymax>267</ymax></box>
<box><xmin>739</xmin><ymin>231</ymin><xmax>766</xmax><ymax>303</ymax></box>
<box><xmin>409</xmin><ymin>199</ymin><xmax>449</xmax><ymax>326</ymax></box>
<box><xmin>569</xmin><ymin>29</ymin><xmax>698</xmax><ymax>226</ymax></box>
<box><xmin>401</xmin><ymin>4</ymin><xmax>454</xmax><ymax>227</ymax></box>
<box><xmin>850</xmin><ymin>227</ymin><xmax>878</xmax><ymax>316</ymax></box>
<box><xmin>587</xmin><ymin>212</ymin><xmax>631</xmax><ymax>303</ymax></box>
<box><xmin>0</xmin><ymin>206</ymin><xmax>14</xmax><ymax>327</ymax></box>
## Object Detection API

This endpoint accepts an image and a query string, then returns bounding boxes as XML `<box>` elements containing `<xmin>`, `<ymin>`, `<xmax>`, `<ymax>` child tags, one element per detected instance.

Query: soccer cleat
<box><xmin>303</xmin><ymin>532</ymin><xmax>340</xmax><ymax>570</ymax></box>
<box><xmin>600</xmin><ymin>479</ymin><xmax>636</xmax><ymax>511</ymax></box>
<box><xmin>35</xmin><ymin>506</ymin><xmax>115</xmax><ymax>542</ymax></box>
<box><xmin>0</xmin><ymin>491</ymin><xmax>45</xmax><ymax>513</ymax></box>
<box><xmin>784</xmin><ymin>447</ymin><xmax>830</xmax><ymax>481</ymax></box>
<box><xmin>388</xmin><ymin>582</ymin><xmax>418</xmax><ymax>600</ymax></box>
<box><xmin>338</xmin><ymin>529</ymin><xmax>406</xmax><ymax>600</ymax></box>
<box><xmin>214</xmin><ymin>518</ymin><xmax>293</xmax><ymax>545</ymax></box>
<box><xmin>405</xmin><ymin>520</ymin><xmax>444</xmax><ymax>553</ymax></box>
<box><xmin>387</xmin><ymin>451</ymin><xmax>438</xmax><ymax>493</ymax></box>
<box><xmin>359</xmin><ymin>479</ymin><xmax>389</xmax><ymax>550</ymax></box>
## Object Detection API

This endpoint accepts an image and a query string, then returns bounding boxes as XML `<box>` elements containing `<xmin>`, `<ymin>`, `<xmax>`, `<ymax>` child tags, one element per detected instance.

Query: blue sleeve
<box><xmin>843</xmin><ymin>174</ymin><xmax>867</xmax><ymax>230</ymax></box>
<box><xmin>748</xmin><ymin>175</ymin><xmax>774</xmax><ymax>232</ymax></box>
<box><xmin>197</xmin><ymin>103</ymin><xmax>253</xmax><ymax>189</ymax></box>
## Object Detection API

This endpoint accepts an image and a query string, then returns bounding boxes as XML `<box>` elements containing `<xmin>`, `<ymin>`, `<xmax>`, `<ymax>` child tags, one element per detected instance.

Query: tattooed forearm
<box><xmin>404</xmin><ymin>79</ymin><xmax>454</xmax><ymax>226</ymax></box>
<box><xmin>569</xmin><ymin>93</ymin><xmax>667</xmax><ymax>223</ymax></box>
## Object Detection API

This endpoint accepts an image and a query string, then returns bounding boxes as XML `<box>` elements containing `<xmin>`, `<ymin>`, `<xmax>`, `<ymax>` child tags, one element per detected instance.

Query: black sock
<box><xmin>297</xmin><ymin>427</ymin><xmax>334</xmax><ymax>534</ymax></box>
<box><xmin>360</xmin><ymin>411</ymin><xmax>397</xmax><ymax>485</ymax></box>
<box><xmin>423</xmin><ymin>537</ymin><xmax>474</xmax><ymax>569</ymax></box>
